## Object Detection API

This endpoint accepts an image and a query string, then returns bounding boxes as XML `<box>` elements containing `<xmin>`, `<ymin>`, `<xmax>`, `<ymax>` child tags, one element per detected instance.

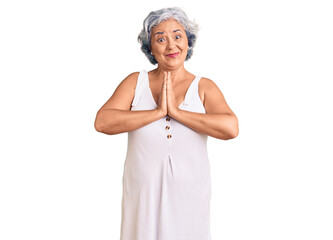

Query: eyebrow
<box><xmin>154</xmin><ymin>29</ymin><xmax>182</xmax><ymax>35</ymax></box>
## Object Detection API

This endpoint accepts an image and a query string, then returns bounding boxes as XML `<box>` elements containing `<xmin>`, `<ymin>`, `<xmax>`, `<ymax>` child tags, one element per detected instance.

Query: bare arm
<box><xmin>94</xmin><ymin>72</ymin><xmax>164</xmax><ymax>135</ymax></box>
<box><xmin>172</xmin><ymin>78</ymin><xmax>239</xmax><ymax>140</ymax></box>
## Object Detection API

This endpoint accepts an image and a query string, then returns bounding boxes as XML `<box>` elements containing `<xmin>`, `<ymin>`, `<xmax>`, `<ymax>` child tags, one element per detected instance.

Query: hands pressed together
<box><xmin>155</xmin><ymin>71</ymin><xmax>181</xmax><ymax>118</ymax></box>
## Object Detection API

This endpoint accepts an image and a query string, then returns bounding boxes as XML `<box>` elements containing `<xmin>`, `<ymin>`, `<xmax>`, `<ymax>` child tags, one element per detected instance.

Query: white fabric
<box><xmin>120</xmin><ymin>69</ymin><xmax>212</xmax><ymax>240</ymax></box>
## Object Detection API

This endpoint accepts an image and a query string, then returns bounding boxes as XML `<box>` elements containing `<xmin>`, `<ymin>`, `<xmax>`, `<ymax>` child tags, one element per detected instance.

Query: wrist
<box><xmin>154</xmin><ymin>108</ymin><xmax>165</xmax><ymax>118</ymax></box>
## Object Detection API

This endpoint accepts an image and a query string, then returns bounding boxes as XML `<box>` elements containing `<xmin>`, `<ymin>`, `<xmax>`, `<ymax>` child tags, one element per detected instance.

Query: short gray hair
<box><xmin>138</xmin><ymin>7</ymin><xmax>199</xmax><ymax>65</ymax></box>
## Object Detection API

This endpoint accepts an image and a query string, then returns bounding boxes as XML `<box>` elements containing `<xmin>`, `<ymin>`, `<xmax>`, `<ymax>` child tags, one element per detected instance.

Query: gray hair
<box><xmin>138</xmin><ymin>7</ymin><xmax>199</xmax><ymax>65</ymax></box>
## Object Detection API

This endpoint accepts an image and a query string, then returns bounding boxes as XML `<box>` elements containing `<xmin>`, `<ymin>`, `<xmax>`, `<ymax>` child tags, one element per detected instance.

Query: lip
<box><xmin>166</xmin><ymin>52</ymin><xmax>179</xmax><ymax>58</ymax></box>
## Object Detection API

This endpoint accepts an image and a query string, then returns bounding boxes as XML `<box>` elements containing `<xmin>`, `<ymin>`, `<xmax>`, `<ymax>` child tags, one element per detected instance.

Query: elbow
<box><xmin>94</xmin><ymin>117</ymin><xmax>104</xmax><ymax>133</ymax></box>
<box><xmin>221</xmin><ymin>114</ymin><xmax>239</xmax><ymax>140</ymax></box>
<box><xmin>95</xmin><ymin>122</ymin><xmax>103</xmax><ymax>133</ymax></box>
<box><xmin>229</xmin><ymin>115</ymin><xmax>239</xmax><ymax>139</ymax></box>
<box><xmin>94</xmin><ymin>110</ymin><xmax>118</xmax><ymax>134</ymax></box>
<box><xmin>229</xmin><ymin>127</ymin><xmax>239</xmax><ymax>139</ymax></box>
<box><xmin>223</xmin><ymin>129</ymin><xmax>238</xmax><ymax>140</ymax></box>
<box><xmin>94</xmin><ymin>110</ymin><xmax>107</xmax><ymax>133</ymax></box>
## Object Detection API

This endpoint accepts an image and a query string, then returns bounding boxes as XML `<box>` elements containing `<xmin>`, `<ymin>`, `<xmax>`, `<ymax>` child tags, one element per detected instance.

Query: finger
<box><xmin>167</xmin><ymin>71</ymin><xmax>171</xmax><ymax>88</ymax></box>
<box><xmin>166</xmin><ymin>73</ymin><xmax>170</xmax><ymax>91</ymax></box>
<box><xmin>162</xmin><ymin>72</ymin><xmax>167</xmax><ymax>93</ymax></box>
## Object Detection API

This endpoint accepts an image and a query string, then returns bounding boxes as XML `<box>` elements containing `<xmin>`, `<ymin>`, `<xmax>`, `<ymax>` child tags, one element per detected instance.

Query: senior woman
<box><xmin>95</xmin><ymin>7</ymin><xmax>238</xmax><ymax>240</ymax></box>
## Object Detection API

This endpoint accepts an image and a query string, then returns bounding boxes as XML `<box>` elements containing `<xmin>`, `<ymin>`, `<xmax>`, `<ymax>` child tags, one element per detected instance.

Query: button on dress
<box><xmin>120</xmin><ymin>69</ymin><xmax>212</xmax><ymax>240</ymax></box>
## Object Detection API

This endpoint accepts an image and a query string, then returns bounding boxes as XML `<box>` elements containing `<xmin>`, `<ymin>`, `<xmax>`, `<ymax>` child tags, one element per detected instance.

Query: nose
<box><xmin>167</xmin><ymin>38</ymin><xmax>176</xmax><ymax>50</ymax></box>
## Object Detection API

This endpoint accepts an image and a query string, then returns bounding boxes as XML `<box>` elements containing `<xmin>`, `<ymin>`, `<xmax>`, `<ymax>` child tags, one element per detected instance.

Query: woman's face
<box><xmin>150</xmin><ymin>18</ymin><xmax>189</xmax><ymax>69</ymax></box>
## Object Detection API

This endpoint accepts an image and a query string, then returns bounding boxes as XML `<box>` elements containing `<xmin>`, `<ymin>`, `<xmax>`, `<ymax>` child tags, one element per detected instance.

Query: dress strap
<box><xmin>131</xmin><ymin>69</ymin><xmax>147</xmax><ymax>107</ymax></box>
<box><xmin>183</xmin><ymin>75</ymin><xmax>201</xmax><ymax>105</ymax></box>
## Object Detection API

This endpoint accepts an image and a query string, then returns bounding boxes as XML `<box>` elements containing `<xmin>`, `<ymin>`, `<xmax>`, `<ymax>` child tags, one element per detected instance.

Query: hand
<box><xmin>155</xmin><ymin>72</ymin><xmax>167</xmax><ymax>117</ymax></box>
<box><xmin>165</xmin><ymin>71</ymin><xmax>180</xmax><ymax>118</ymax></box>
<box><xmin>156</xmin><ymin>71</ymin><xmax>181</xmax><ymax>118</ymax></box>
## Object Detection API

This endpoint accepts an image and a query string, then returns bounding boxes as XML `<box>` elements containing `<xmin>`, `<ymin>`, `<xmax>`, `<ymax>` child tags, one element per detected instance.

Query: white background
<box><xmin>1</xmin><ymin>0</ymin><xmax>332</xmax><ymax>239</ymax></box>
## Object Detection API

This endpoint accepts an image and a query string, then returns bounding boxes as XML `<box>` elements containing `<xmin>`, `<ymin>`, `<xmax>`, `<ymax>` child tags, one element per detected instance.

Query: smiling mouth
<box><xmin>166</xmin><ymin>52</ymin><xmax>179</xmax><ymax>58</ymax></box>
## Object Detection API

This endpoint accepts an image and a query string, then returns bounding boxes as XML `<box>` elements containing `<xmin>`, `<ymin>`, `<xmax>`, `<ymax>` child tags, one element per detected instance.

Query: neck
<box><xmin>154</xmin><ymin>64</ymin><xmax>188</xmax><ymax>83</ymax></box>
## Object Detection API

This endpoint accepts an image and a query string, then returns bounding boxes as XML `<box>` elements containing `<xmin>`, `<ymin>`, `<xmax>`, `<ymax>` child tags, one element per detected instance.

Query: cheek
<box><xmin>179</xmin><ymin>39</ymin><xmax>188</xmax><ymax>49</ymax></box>
<box><xmin>151</xmin><ymin>44</ymin><xmax>165</xmax><ymax>53</ymax></box>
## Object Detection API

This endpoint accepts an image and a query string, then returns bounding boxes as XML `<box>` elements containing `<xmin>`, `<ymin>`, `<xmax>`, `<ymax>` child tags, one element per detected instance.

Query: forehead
<box><xmin>151</xmin><ymin>18</ymin><xmax>185</xmax><ymax>34</ymax></box>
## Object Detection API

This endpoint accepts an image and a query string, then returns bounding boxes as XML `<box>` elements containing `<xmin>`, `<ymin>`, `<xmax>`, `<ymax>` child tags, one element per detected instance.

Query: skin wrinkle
<box><xmin>95</xmin><ymin>9</ymin><xmax>239</xmax><ymax>140</ymax></box>
<box><xmin>138</xmin><ymin>8</ymin><xmax>198</xmax><ymax>65</ymax></box>
<box><xmin>96</xmin><ymin>9</ymin><xmax>238</xmax><ymax>240</ymax></box>
<box><xmin>147</xmin><ymin>18</ymin><xmax>239</xmax><ymax>139</ymax></box>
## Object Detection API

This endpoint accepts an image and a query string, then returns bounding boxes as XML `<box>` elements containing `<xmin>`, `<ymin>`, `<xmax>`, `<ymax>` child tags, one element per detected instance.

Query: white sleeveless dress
<box><xmin>120</xmin><ymin>69</ymin><xmax>212</xmax><ymax>240</ymax></box>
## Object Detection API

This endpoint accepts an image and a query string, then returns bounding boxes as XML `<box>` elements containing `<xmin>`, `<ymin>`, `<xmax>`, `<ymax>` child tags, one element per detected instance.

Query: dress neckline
<box><xmin>146</xmin><ymin>70</ymin><xmax>198</xmax><ymax>108</ymax></box>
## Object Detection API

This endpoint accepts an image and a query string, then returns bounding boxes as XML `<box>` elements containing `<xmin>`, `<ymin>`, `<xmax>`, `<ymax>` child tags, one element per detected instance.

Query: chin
<box><xmin>162</xmin><ymin>61</ymin><xmax>184</xmax><ymax>69</ymax></box>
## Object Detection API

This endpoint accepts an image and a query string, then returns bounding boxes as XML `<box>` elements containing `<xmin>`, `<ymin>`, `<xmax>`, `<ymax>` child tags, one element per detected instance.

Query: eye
<box><xmin>157</xmin><ymin>38</ymin><xmax>165</xmax><ymax>42</ymax></box>
<box><xmin>175</xmin><ymin>35</ymin><xmax>181</xmax><ymax>39</ymax></box>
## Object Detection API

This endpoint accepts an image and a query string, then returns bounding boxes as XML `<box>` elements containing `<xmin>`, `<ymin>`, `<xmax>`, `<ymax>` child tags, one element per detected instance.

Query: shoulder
<box><xmin>115</xmin><ymin>71</ymin><xmax>140</xmax><ymax>92</ymax></box>
<box><xmin>199</xmin><ymin>76</ymin><xmax>235</xmax><ymax>115</ymax></box>
<box><xmin>97</xmin><ymin>71</ymin><xmax>141</xmax><ymax>112</ymax></box>
<box><xmin>199</xmin><ymin>77</ymin><xmax>220</xmax><ymax>91</ymax></box>
<box><xmin>198</xmin><ymin>77</ymin><xmax>222</xmax><ymax>102</ymax></box>
<box><xmin>122</xmin><ymin>71</ymin><xmax>140</xmax><ymax>85</ymax></box>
